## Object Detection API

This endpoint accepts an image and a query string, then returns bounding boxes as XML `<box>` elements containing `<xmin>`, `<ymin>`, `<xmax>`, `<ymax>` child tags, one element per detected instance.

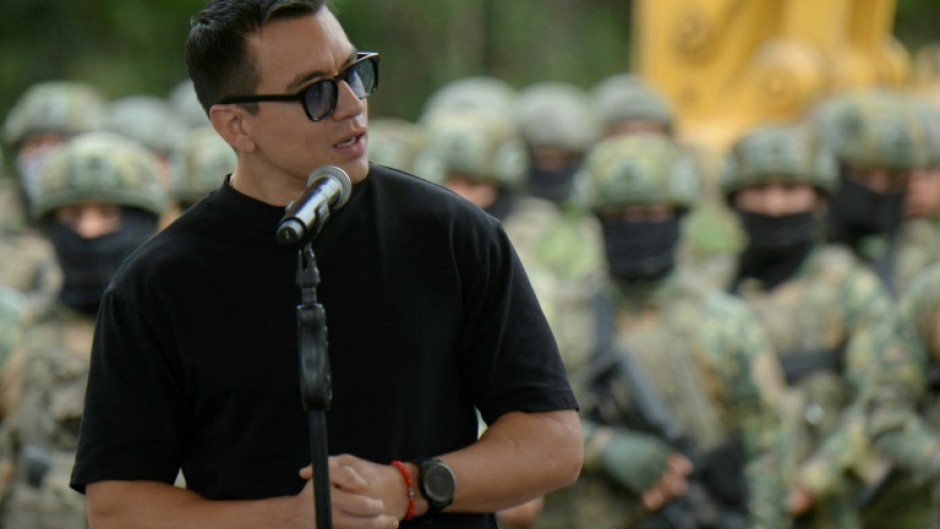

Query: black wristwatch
<box><xmin>413</xmin><ymin>458</ymin><xmax>456</xmax><ymax>515</ymax></box>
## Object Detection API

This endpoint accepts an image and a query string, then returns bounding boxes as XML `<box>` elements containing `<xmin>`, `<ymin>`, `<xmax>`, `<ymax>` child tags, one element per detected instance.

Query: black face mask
<box><xmin>734</xmin><ymin>211</ymin><xmax>817</xmax><ymax>291</ymax></box>
<box><xmin>45</xmin><ymin>208</ymin><xmax>159</xmax><ymax>317</ymax></box>
<box><xmin>827</xmin><ymin>175</ymin><xmax>905</xmax><ymax>246</ymax></box>
<box><xmin>528</xmin><ymin>163</ymin><xmax>580</xmax><ymax>204</ymax></box>
<box><xmin>484</xmin><ymin>191</ymin><xmax>517</xmax><ymax>222</ymax></box>
<box><xmin>600</xmin><ymin>216</ymin><xmax>681</xmax><ymax>284</ymax></box>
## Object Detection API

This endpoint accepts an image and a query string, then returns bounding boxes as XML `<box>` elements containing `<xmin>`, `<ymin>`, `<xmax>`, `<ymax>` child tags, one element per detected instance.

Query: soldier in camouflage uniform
<box><xmin>530</xmin><ymin>134</ymin><xmax>789</xmax><ymax>529</ymax></box>
<box><xmin>721</xmin><ymin>122</ymin><xmax>923</xmax><ymax>529</ymax></box>
<box><xmin>0</xmin><ymin>81</ymin><xmax>108</xmax><ymax>320</ymax></box>
<box><xmin>517</xmin><ymin>81</ymin><xmax>600</xmax><ymax>205</ymax></box>
<box><xmin>813</xmin><ymin>89</ymin><xmax>940</xmax><ymax>297</ymax></box>
<box><xmin>169</xmin><ymin>125</ymin><xmax>236</xmax><ymax>211</ymax></box>
<box><xmin>848</xmin><ymin>262</ymin><xmax>940</xmax><ymax>529</ymax></box>
<box><xmin>0</xmin><ymin>132</ymin><xmax>168</xmax><ymax>529</ymax></box>
<box><xmin>591</xmin><ymin>73</ymin><xmax>744</xmax><ymax>287</ymax></box>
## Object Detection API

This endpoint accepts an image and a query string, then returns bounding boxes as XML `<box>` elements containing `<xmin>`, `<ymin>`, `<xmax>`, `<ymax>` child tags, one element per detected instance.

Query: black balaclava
<box><xmin>484</xmin><ymin>190</ymin><xmax>518</xmax><ymax>222</ymax></box>
<box><xmin>827</xmin><ymin>171</ymin><xmax>905</xmax><ymax>250</ymax></box>
<box><xmin>600</xmin><ymin>215</ymin><xmax>682</xmax><ymax>285</ymax></box>
<box><xmin>45</xmin><ymin>207</ymin><xmax>159</xmax><ymax>317</ymax></box>
<box><xmin>733</xmin><ymin>210</ymin><xmax>817</xmax><ymax>292</ymax></box>
<box><xmin>528</xmin><ymin>161</ymin><xmax>581</xmax><ymax>204</ymax></box>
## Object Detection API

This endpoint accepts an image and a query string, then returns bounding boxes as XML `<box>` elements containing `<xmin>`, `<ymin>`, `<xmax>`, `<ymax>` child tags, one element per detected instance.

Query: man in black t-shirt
<box><xmin>69</xmin><ymin>1</ymin><xmax>582</xmax><ymax>529</ymax></box>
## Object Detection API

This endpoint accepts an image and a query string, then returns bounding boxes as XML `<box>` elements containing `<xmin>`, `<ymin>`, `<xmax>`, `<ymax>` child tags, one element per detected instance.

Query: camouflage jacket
<box><xmin>733</xmin><ymin>245</ymin><xmax>913</xmax><ymax>526</ymax></box>
<box><xmin>537</xmin><ymin>270</ymin><xmax>789</xmax><ymax>529</ymax></box>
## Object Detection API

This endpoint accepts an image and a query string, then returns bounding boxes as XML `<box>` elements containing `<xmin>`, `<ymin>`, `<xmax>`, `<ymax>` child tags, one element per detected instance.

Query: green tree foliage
<box><xmin>0</xmin><ymin>0</ymin><xmax>937</xmax><ymax>131</ymax></box>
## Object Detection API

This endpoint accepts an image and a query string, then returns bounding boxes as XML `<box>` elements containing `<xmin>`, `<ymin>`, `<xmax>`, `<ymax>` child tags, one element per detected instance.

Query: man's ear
<box><xmin>210</xmin><ymin>104</ymin><xmax>257</xmax><ymax>153</ymax></box>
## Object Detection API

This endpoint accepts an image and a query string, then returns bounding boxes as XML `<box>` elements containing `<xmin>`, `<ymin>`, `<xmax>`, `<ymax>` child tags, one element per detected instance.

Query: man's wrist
<box><xmin>390</xmin><ymin>462</ymin><xmax>429</xmax><ymax>520</ymax></box>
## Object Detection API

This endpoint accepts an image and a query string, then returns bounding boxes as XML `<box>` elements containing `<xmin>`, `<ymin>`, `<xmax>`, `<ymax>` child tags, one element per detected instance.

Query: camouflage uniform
<box><xmin>812</xmin><ymin>89</ymin><xmax>936</xmax><ymax>297</ymax></box>
<box><xmin>0</xmin><ymin>81</ymin><xmax>107</xmax><ymax>320</ymax></box>
<box><xmin>0</xmin><ymin>287</ymin><xmax>26</xmax><ymax>407</ymax></box>
<box><xmin>722</xmin><ymin>123</ymin><xmax>930</xmax><ymax>529</ymax></box>
<box><xmin>851</xmin><ymin>264</ymin><xmax>940</xmax><ymax>529</ymax></box>
<box><xmin>534</xmin><ymin>135</ymin><xmax>789</xmax><ymax>529</ymax></box>
<box><xmin>0</xmin><ymin>132</ymin><xmax>167</xmax><ymax>529</ymax></box>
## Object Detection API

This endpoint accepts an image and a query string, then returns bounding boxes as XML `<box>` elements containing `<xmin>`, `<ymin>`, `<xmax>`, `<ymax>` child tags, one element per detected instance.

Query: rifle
<box><xmin>585</xmin><ymin>292</ymin><xmax>749</xmax><ymax>529</ymax></box>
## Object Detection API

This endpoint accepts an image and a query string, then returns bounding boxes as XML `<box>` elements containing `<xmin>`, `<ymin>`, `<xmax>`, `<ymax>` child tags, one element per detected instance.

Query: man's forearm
<box><xmin>436</xmin><ymin>409</ymin><xmax>582</xmax><ymax>514</ymax></box>
<box><xmin>87</xmin><ymin>481</ymin><xmax>301</xmax><ymax>529</ymax></box>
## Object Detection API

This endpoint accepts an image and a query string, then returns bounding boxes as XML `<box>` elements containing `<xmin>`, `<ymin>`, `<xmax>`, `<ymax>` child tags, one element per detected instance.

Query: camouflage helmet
<box><xmin>31</xmin><ymin>132</ymin><xmax>168</xmax><ymax>220</ymax></box>
<box><xmin>170</xmin><ymin>126</ymin><xmax>234</xmax><ymax>204</ymax></box>
<box><xmin>419</xmin><ymin>76</ymin><xmax>519</xmax><ymax>126</ymax></box>
<box><xmin>168</xmin><ymin>79</ymin><xmax>211</xmax><ymax>130</ymax></box>
<box><xmin>812</xmin><ymin>89</ymin><xmax>931</xmax><ymax>171</ymax></box>
<box><xmin>581</xmin><ymin>134</ymin><xmax>699</xmax><ymax>211</ymax></box>
<box><xmin>518</xmin><ymin>81</ymin><xmax>600</xmax><ymax>152</ymax></box>
<box><xmin>3</xmin><ymin>81</ymin><xmax>108</xmax><ymax>148</ymax></box>
<box><xmin>591</xmin><ymin>73</ymin><xmax>674</xmax><ymax>133</ymax></box>
<box><xmin>416</xmin><ymin>110</ymin><xmax>528</xmax><ymax>190</ymax></box>
<box><xmin>366</xmin><ymin>118</ymin><xmax>430</xmax><ymax>175</ymax></box>
<box><xmin>722</xmin><ymin>123</ymin><xmax>838</xmax><ymax>198</ymax></box>
<box><xmin>107</xmin><ymin>96</ymin><xmax>187</xmax><ymax>155</ymax></box>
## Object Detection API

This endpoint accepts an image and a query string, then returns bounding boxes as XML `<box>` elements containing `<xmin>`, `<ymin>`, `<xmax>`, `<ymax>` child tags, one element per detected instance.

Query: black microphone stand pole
<box><xmin>296</xmin><ymin>241</ymin><xmax>332</xmax><ymax>529</ymax></box>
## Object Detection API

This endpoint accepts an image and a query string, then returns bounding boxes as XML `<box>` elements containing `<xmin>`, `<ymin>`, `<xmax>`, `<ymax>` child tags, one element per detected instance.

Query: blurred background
<box><xmin>2</xmin><ymin>0</ymin><xmax>938</xmax><ymax>135</ymax></box>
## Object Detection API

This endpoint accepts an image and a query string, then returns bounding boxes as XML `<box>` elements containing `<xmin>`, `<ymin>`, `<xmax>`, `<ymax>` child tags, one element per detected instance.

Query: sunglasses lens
<box><xmin>346</xmin><ymin>59</ymin><xmax>377</xmax><ymax>99</ymax></box>
<box><xmin>303</xmin><ymin>80</ymin><xmax>336</xmax><ymax>120</ymax></box>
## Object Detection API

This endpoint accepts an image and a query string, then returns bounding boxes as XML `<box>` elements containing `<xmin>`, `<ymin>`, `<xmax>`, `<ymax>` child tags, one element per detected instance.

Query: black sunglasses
<box><xmin>217</xmin><ymin>52</ymin><xmax>380</xmax><ymax>121</ymax></box>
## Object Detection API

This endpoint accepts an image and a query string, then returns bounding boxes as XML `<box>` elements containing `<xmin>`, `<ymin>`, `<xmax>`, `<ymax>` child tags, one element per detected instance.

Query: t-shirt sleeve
<box><xmin>70</xmin><ymin>283</ymin><xmax>189</xmax><ymax>493</ymax></box>
<box><xmin>458</xmin><ymin>222</ymin><xmax>579</xmax><ymax>426</ymax></box>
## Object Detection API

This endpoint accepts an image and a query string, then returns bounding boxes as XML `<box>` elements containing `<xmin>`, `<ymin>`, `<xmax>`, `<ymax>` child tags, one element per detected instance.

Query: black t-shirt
<box><xmin>71</xmin><ymin>164</ymin><xmax>577</xmax><ymax>528</ymax></box>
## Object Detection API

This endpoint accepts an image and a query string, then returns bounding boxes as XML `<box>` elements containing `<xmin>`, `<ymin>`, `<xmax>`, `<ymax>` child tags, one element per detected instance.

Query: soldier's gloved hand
<box><xmin>598</xmin><ymin>428</ymin><xmax>675</xmax><ymax>494</ymax></box>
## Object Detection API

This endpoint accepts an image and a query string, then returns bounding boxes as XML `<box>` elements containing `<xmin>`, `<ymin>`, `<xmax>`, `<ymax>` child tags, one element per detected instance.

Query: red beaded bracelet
<box><xmin>391</xmin><ymin>460</ymin><xmax>416</xmax><ymax>521</ymax></box>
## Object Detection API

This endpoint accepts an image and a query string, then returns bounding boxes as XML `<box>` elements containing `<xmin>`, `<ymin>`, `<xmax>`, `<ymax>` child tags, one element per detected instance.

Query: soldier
<box><xmin>813</xmin><ymin>89</ymin><xmax>940</xmax><ymax>296</ymax></box>
<box><xmin>3</xmin><ymin>81</ymin><xmax>108</xmax><ymax>211</ymax></box>
<box><xmin>0</xmin><ymin>81</ymin><xmax>106</xmax><ymax>319</ymax></box>
<box><xmin>530</xmin><ymin>134</ymin><xmax>789</xmax><ymax>529</ymax></box>
<box><xmin>591</xmin><ymin>73</ymin><xmax>674</xmax><ymax>140</ymax></box>
<box><xmin>169</xmin><ymin>126</ymin><xmax>236</xmax><ymax>211</ymax></box>
<box><xmin>0</xmin><ymin>132</ymin><xmax>168</xmax><ymax>529</ymax></box>
<box><xmin>591</xmin><ymin>72</ymin><xmax>744</xmax><ymax>287</ymax></box>
<box><xmin>722</xmin><ymin>122</ymin><xmax>922</xmax><ymax>529</ymax></box>
<box><xmin>517</xmin><ymin>81</ymin><xmax>600</xmax><ymax>205</ymax></box>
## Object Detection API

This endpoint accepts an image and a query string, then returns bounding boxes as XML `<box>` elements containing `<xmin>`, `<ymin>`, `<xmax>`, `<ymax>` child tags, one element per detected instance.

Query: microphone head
<box><xmin>307</xmin><ymin>165</ymin><xmax>352</xmax><ymax>208</ymax></box>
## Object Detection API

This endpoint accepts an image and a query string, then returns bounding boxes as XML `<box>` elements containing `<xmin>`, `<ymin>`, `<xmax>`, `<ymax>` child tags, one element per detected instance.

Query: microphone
<box><xmin>276</xmin><ymin>166</ymin><xmax>353</xmax><ymax>245</ymax></box>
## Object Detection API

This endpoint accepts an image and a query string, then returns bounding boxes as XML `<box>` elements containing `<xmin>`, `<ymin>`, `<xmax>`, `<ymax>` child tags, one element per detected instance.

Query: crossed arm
<box><xmin>86</xmin><ymin>409</ymin><xmax>582</xmax><ymax>529</ymax></box>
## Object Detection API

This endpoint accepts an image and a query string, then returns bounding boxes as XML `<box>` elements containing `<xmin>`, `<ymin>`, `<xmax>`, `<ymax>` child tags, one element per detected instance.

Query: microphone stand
<box><xmin>295</xmin><ymin>242</ymin><xmax>332</xmax><ymax>529</ymax></box>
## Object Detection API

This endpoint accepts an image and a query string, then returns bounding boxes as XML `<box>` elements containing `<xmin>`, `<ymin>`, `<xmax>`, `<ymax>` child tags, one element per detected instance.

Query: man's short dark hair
<box><xmin>185</xmin><ymin>0</ymin><xmax>327</xmax><ymax>115</ymax></box>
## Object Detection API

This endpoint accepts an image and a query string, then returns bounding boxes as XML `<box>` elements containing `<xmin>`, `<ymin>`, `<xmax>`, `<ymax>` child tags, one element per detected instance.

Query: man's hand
<box><xmin>296</xmin><ymin>456</ymin><xmax>400</xmax><ymax>528</ymax></box>
<box><xmin>597</xmin><ymin>428</ymin><xmax>692</xmax><ymax>511</ymax></box>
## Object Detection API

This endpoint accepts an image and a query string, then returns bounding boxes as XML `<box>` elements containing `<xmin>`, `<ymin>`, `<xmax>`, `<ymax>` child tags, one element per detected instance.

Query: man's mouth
<box><xmin>335</xmin><ymin>134</ymin><xmax>359</xmax><ymax>148</ymax></box>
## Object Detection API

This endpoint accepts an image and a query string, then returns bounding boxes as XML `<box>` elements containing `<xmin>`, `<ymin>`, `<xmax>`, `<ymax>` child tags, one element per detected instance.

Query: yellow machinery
<box><xmin>633</xmin><ymin>0</ymin><xmax>910</xmax><ymax>153</ymax></box>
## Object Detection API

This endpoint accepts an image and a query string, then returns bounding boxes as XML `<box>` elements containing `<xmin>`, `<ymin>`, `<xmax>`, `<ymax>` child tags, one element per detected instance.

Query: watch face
<box><xmin>424</xmin><ymin>464</ymin><xmax>456</xmax><ymax>503</ymax></box>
